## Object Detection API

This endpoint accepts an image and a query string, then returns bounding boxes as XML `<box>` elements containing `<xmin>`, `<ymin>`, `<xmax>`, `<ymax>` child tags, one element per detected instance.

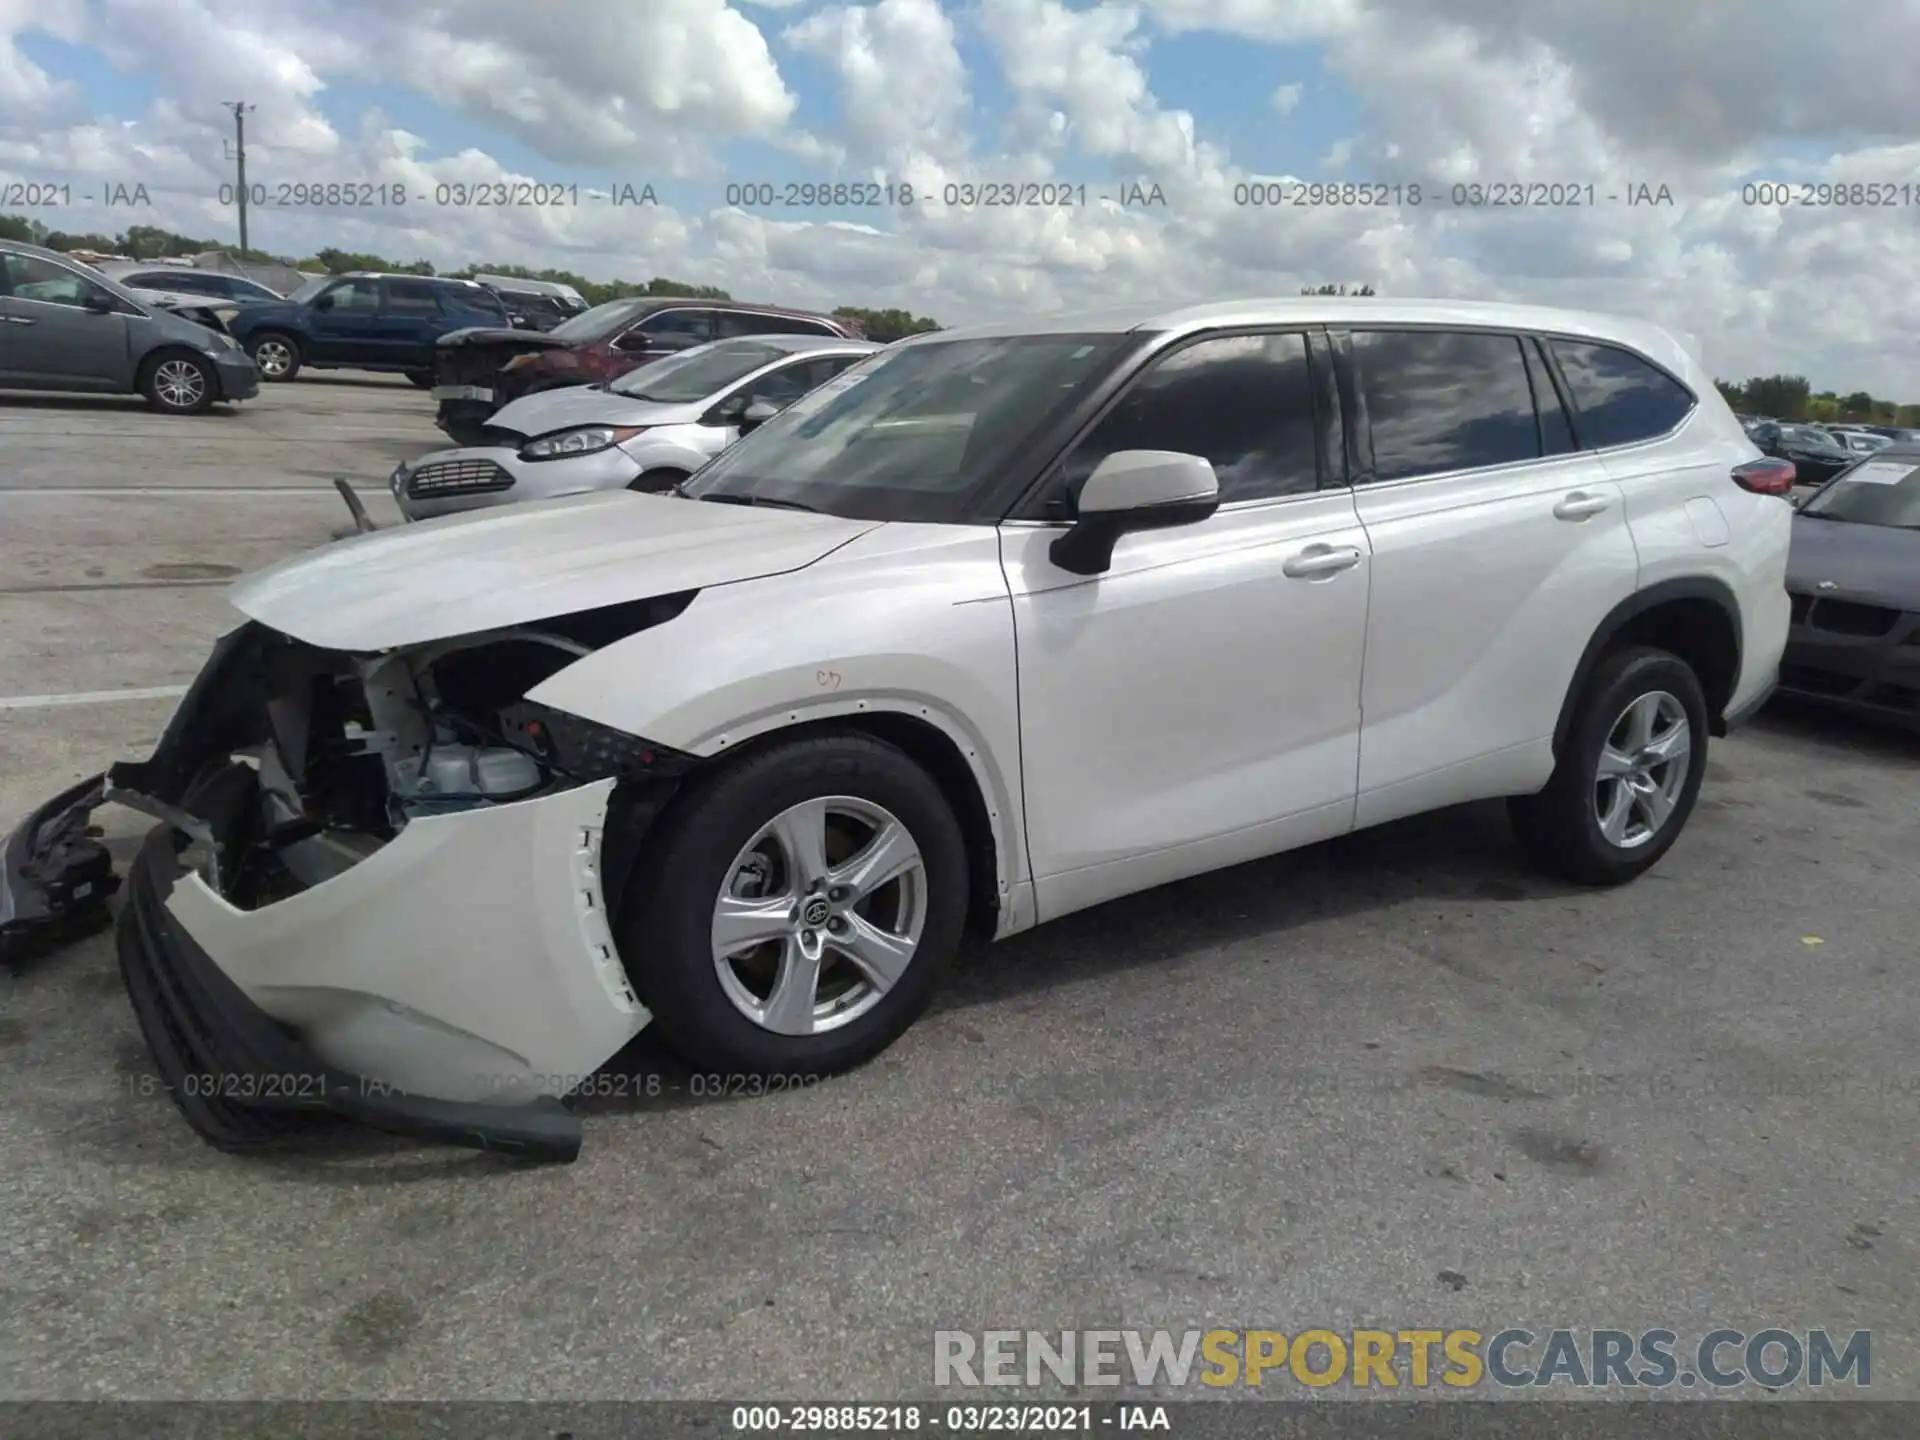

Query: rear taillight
<box><xmin>1733</xmin><ymin>457</ymin><xmax>1796</xmax><ymax>495</ymax></box>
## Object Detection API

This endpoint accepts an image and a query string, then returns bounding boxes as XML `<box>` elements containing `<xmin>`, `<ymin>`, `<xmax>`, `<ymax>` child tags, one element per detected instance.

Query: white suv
<box><xmin>1</xmin><ymin>297</ymin><xmax>1792</xmax><ymax>1160</ymax></box>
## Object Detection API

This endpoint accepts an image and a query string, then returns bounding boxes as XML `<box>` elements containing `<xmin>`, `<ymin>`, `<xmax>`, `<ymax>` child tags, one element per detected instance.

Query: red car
<box><xmin>431</xmin><ymin>297</ymin><xmax>858</xmax><ymax>444</ymax></box>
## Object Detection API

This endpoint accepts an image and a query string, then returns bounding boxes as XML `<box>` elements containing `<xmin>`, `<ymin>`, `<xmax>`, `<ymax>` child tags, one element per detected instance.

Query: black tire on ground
<box><xmin>405</xmin><ymin>370</ymin><xmax>433</xmax><ymax>388</ymax></box>
<box><xmin>246</xmin><ymin>331</ymin><xmax>302</xmax><ymax>381</ymax></box>
<box><xmin>628</xmin><ymin>468</ymin><xmax>687</xmax><ymax>493</ymax></box>
<box><xmin>139</xmin><ymin>350</ymin><xmax>218</xmax><ymax>415</ymax></box>
<box><xmin>617</xmin><ymin>732</ymin><xmax>969</xmax><ymax>1076</ymax></box>
<box><xmin>1509</xmin><ymin>645</ymin><xmax>1710</xmax><ymax>886</ymax></box>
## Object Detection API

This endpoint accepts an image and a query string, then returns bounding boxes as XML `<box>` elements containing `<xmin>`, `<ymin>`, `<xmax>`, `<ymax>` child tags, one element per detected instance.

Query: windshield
<box><xmin>681</xmin><ymin>333</ymin><xmax>1140</xmax><ymax>523</ymax></box>
<box><xmin>611</xmin><ymin>340</ymin><xmax>788</xmax><ymax>402</ymax></box>
<box><xmin>288</xmin><ymin>275</ymin><xmax>330</xmax><ymax>304</ymax></box>
<box><xmin>550</xmin><ymin>297</ymin><xmax>648</xmax><ymax>342</ymax></box>
<box><xmin>1800</xmin><ymin>457</ymin><xmax>1920</xmax><ymax>528</ymax></box>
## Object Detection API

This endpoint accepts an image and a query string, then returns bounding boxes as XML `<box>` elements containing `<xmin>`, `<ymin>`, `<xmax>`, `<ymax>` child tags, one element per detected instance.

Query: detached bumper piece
<box><xmin>0</xmin><ymin>774</ymin><xmax>119</xmax><ymax>953</ymax></box>
<box><xmin>117</xmin><ymin>827</ymin><xmax>582</xmax><ymax>1162</ymax></box>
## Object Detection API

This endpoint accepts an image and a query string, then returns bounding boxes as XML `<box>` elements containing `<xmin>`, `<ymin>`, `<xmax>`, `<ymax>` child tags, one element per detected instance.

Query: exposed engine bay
<box><xmin>2</xmin><ymin>595</ymin><xmax>699</xmax><ymax>1164</ymax></box>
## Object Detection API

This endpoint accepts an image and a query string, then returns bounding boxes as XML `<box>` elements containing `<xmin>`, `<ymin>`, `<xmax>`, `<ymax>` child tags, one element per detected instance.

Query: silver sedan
<box><xmin>391</xmin><ymin>334</ymin><xmax>881</xmax><ymax>520</ymax></box>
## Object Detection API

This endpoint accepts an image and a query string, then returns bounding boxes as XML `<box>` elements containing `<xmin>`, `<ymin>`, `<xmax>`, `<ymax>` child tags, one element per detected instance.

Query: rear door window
<box><xmin>1352</xmin><ymin>330</ymin><xmax>1541</xmax><ymax>481</ymax></box>
<box><xmin>383</xmin><ymin>279</ymin><xmax>444</xmax><ymax>316</ymax></box>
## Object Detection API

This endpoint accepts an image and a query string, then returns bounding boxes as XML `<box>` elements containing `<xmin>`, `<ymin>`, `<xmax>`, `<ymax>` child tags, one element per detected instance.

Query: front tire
<box><xmin>618</xmin><ymin>733</ymin><xmax>969</xmax><ymax>1075</ymax></box>
<box><xmin>404</xmin><ymin>369</ymin><xmax>432</xmax><ymax>388</ymax></box>
<box><xmin>1509</xmin><ymin>645</ymin><xmax>1708</xmax><ymax>886</ymax></box>
<box><xmin>140</xmin><ymin>351</ymin><xmax>216</xmax><ymax>415</ymax></box>
<box><xmin>247</xmin><ymin>332</ymin><xmax>301</xmax><ymax>381</ymax></box>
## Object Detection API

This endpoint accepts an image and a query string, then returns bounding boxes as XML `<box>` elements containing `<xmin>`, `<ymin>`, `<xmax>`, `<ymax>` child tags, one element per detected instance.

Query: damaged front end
<box><xmin>2</xmin><ymin>602</ymin><xmax>696</xmax><ymax>1162</ymax></box>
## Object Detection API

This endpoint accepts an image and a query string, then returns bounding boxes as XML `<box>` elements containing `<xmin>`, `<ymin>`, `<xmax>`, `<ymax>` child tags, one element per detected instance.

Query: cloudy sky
<box><xmin>4</xmin><ymin>0</ymin><xmax>1918</xmax><ymax>394</ymax></box>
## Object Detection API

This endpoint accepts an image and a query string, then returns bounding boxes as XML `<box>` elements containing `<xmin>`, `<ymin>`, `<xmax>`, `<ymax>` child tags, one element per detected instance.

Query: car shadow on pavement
<box><xmin>937</xmin><ymin>798</ymin><xmax>1577</xmax><ymax>1015</ymax></box>
<box><xmin>576</xmin><ymin>799</ymin><xmax>1578</xmax><ymax>1121</ymax></box>
<box><xmin>0</xmin><ymin>391</ymin><xmax>241</xmax><ymax>415</ymax></box>
<box><xmin>1752</xmin><ymin>698</ymin><xmax>1920</xmax><ymax>766</ymax></box>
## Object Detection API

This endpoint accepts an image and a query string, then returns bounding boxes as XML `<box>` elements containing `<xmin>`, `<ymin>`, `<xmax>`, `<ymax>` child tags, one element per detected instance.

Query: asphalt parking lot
<box><xmin>1</xmin><ymin>378</ymin><xmax>1916</xmax><ymax>1402</ymax></box>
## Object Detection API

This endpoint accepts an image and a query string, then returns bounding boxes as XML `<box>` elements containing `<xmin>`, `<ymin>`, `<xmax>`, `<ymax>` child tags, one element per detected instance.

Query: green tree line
<box><xmin>1714</xmin><ymin>374</ymin><xmax>1919</xmax><ymax>427</ymax></box>
<box><xmin>0</xmin><ymin>215</ymin><xmax>944</xmax><ymax>342</ymax></box>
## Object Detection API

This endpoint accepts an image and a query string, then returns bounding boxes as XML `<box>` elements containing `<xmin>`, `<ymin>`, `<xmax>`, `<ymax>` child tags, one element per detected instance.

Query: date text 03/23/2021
<box><xmin>111</xmin><ymin>1069</ymin><xmax>825</xmax><ymax>1103</ymax></box>
<box><xmin>729</xmin><ymin>1405</ymin><xmax>1170</xmax><ymax>1432</ymax></box>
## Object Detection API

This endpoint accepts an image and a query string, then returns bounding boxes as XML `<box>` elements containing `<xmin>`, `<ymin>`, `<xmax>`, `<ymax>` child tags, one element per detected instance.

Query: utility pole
<box><xmin>222</xmin><ymin>102</ymin><xmax>256</xmax><ymax>254</ymax></box>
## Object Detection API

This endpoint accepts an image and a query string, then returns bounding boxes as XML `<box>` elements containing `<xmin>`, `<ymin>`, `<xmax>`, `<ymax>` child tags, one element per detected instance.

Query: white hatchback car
<box><xmin>1</xmin><ymin>297</ymin><xmax>1792</xmax><ymax>1162</ymax></box>
<box><xmin>391</xmin><ymin>336</ymin><xmax>880</xmax><ymax>520</ymax></box>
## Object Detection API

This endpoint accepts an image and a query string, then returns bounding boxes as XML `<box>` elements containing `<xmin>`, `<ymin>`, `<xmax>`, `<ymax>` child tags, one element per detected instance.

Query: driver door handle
<box><xmin>1282</xmin><ymin>544</ymin><xmax>1363</xmax><ymax>579</ymax></box>
<box><xmin>1553</xmin><ymin>491</ymin><xmax>1610</xmax><ymax>521</ymax></box>
<box><xmin>6</xmin><ymin>315</ymin><xmax>35</xmax><ymax>325</ymax></box>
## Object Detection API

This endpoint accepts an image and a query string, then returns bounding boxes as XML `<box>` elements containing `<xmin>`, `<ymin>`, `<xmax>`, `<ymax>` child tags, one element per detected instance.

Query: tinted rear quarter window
<box><xmin>1354</xmin><ymin>330</ymin><xmax>1540</xmax><ymax>481</ymax></box>
<box><xmin>1548</xmin><ymin>339</ymin><xmax>1695</xmax><ymax>448</ymax></box>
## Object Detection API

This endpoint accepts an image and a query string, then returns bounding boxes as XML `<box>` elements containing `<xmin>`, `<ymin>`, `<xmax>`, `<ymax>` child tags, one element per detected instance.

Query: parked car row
<box><xmin>0</xmin><ymin>239</ymin><xmax>261</xmax><ymax>412</ymax></box>
<box><xmin>394</xmin><ymin>334</ymin><xmax>880</xmax><ymax>518</ymax></box>
<box><xmin>428</xmin><ymin>296</ymin><xmax>860</xmax><ymax>444</ymax></box>
<box><xmin>4</xmin><ymin>295</ymin><xmax>1796</xmax><ymax>1163</ymax></box>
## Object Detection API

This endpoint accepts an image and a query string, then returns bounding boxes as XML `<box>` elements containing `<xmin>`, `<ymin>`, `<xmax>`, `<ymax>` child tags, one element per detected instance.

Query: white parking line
<box><xmin>0</xmin><ymin>685</ymin><xmax>189</xmax><ymax>711</ymax></box>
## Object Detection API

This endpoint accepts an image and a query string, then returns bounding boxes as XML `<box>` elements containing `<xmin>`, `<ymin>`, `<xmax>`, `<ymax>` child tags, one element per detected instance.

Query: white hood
<box><xmin>227</xmin><ymin>491</ymin><xmax>880</xmax><ymax>651</ymax></box>
<box><xmin>489</xmin><ymin>385</ymin><xmax>696</xmax><ymax>438</ymax></box>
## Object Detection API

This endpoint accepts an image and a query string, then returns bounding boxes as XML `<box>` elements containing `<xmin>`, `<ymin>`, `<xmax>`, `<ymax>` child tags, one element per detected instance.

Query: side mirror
<box><xmin>740</xmin><ymin>399</ymin><xmax>783</xmax><ymax>430</ymax></box>
<box><xmin>83</xmin><ymin>290</ymin><xmax>118</xmax><ymax>314</ymax></box>
<box><xmin>312</xmin><ymin>292</ymin><xmax>335</xmax><ymax>311</ymax></box>
<box><xmin>1049</xmin><ymin>450</ymin><xmax>1220</xmax><ymax>576</ymax></box>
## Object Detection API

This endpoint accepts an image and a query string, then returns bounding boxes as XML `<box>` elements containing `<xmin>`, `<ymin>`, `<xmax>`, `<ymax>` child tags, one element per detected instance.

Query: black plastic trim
<box><xmin>1552</xmin><ymin>577</ymin><xmax>1747</xmax><ymax>754</ymax></box>
<box><xmin>1326</xmin><ymin>329</ymin><xmax>1373</xmax><ymax>486</ymax></box>
<box><xmin>0</xmin><ymin>773</ymin><xmax>117</xmax><ymax>944</ymax></box>
<box><xmin>1047</xmin><ymin>494</ymin><xmax>1224</xmax><ymax>575</ymax></box>
<box><xmin>1306</xmin><ymin>328</ymin><xmax>1346</xmax><ymax>488</ymax></box>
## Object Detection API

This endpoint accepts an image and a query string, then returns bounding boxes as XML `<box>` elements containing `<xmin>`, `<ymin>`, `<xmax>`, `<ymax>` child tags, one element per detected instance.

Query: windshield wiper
<box><xmin>695</xmin><ymin>492</ymin><xmax>819</xmax><ymax>512</ymax></box>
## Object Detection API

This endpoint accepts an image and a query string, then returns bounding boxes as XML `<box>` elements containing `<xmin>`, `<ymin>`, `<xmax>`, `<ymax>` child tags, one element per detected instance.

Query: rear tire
<box><xmin>1509</xmin><ymin>645</ymin><xmax>1708</xmax><ymax>886</ymax></box>
<box><xmin>140</xmin><ymin>350</ymin><xmax>216</xmax><ymax>415</ymax></box>
<box><xmin>616</xmin><ymin>733</ymin><xmax>969</xmax><ymax>1076</ymax></box>
<box><xmin>628</xmin><ymin>468</ymin><xmax>687</xmax><ymax>493</ymax></box>
<box><xmin>247</xmin><ymin>332</ymin><xmax>301</xmax><ymax>381</ymax></box>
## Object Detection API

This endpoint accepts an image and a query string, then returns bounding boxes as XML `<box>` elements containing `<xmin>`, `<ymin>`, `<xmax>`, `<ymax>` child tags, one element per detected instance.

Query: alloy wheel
<box><xmin>152</xmin><ymin>359</ymin><xmax>206</xmax><ymax>410</ymax></box>
<box><xmin>1592</xmin><ymin>690</ymin><xmax>1691</xmax><ymax>849</ymax></box>
<box><xmin>253</xmin><ymin>340</ymin><xmax>293</xmax><ymax>377</ymax></box>
<box><xmin>711</xmin><ymin>796</ymin><xmax>928</xmax><ymax>1035</ymax></box>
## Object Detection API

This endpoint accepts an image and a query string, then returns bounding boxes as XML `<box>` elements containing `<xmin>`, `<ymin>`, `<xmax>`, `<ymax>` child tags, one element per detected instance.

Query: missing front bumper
<box><xmin>2</xmin><ymin>620</ymin><xmax>660</xmax><ymax>1163</ymax></box>
<box><xmin>118</xmin><ymin>825</ymin><xmax>584</xmax><ymax>1160</ymax></box>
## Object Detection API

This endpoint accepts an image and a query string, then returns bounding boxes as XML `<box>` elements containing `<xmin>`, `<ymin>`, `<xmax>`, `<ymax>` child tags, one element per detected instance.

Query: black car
<box><xmin>1778</xmin><ymin>446</ymin><xmax>1920</xmax><ymax>727</ymax></box>
<box><xmin>1749</xmin><ymin>421</ymin><xmax>1856</xmax><ymax>486</ymax></box>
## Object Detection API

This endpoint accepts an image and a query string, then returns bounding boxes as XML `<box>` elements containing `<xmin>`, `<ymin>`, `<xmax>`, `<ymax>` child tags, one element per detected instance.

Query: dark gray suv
<box><xmin>0</xmin><ymin>241</ymin><xmax>261</xmax><ymax>414</ymax></box>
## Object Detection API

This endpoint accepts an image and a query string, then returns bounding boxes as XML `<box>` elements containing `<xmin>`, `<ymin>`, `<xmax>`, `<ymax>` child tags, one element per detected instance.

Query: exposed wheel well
<box><xmin>1557</xmin><ymin>584</ymin><xmax>1742</xmax><ymax>755</ymax></box>
<box><xmin>137</xmin><ymin>345</ymin><xmax>212</xmax><ymax>379</ymax></box>
<box><xmin>1608</xmin><ymin>598</ymin><xmax>1739</xmax><ymax>722</ymax></box>
<box><xmin>688</xmin><ymin>714</ymin><xmax>1003</xmax><ymax>942</ymax></box>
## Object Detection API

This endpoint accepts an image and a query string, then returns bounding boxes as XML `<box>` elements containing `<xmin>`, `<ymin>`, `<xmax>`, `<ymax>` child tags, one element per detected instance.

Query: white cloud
<box><xmin>0</xmin><ymin>0</ymin><xmax>1915</xmax><ymax>395</ymax></box>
